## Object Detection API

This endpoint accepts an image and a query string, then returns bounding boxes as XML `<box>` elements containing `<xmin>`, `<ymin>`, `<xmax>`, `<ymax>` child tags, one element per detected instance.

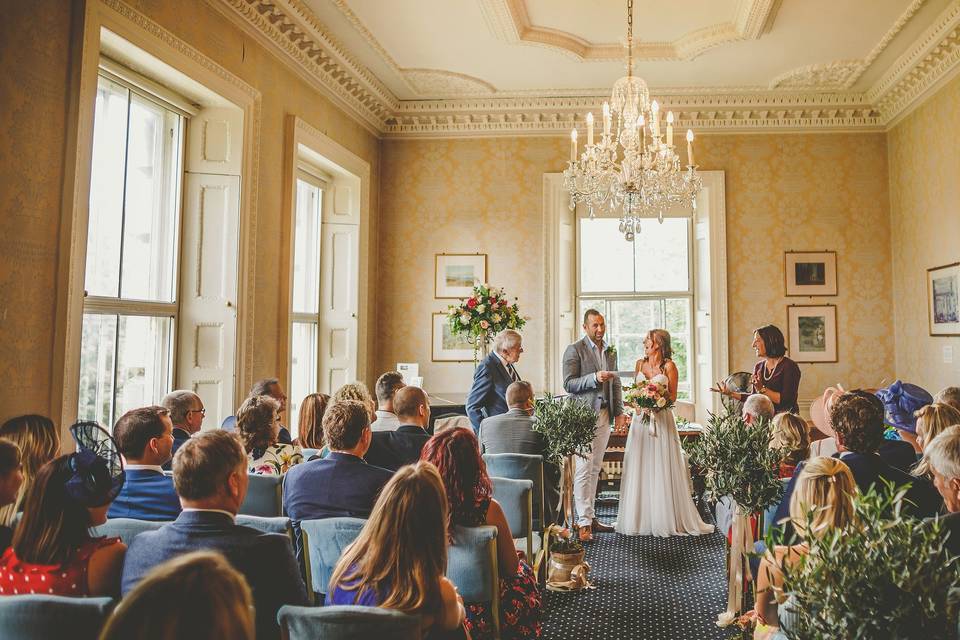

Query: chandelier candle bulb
<box><xmin>586</xmin><ymin>112</ymin><xmax>594</xmax><ymax>146</ymax></box>
<box><xmin>570</xmin><ymin>128</ymin><xmax>578</xmax><ymax>162</ymax></box>
<box><xmin>686</xmin><ymin>129</ymin><xmax>695</xmax><ymax>166</ymax></box>
<box><xmin>651</xmin><ymin>100</ymin><xmax>660</xmax><ymax>137</ymax></box>
<box><xmin>602</xmin><ymin>102</ymin><xmax>611</xmax><ymax>136</ymax></box>
<box><xmin>666</xmin><ymin>111</ymin><xmax>674</xmax><ymax>146</ymax></box>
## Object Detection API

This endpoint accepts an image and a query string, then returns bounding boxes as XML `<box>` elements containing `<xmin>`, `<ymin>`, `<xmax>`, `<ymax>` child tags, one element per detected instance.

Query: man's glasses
<box><xmin>188</xmin><ymin>408</ymin><xmax>206</xmax><ymax>416</ymax></box>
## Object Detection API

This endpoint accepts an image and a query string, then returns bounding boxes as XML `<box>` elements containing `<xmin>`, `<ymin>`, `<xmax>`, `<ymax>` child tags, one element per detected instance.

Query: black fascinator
<box><xmin>66</xmin><ymin>421</ymin><xmax>125</xmax><ymax>507</ymax></box>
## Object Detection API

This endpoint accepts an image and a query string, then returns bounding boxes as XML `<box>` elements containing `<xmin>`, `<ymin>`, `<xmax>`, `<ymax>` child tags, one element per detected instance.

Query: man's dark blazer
<box><xmin>107</xmin><ymin>469</ymin><xmax>182</xmax><ymax>521</ymax></box>
<box><xmin>879</xmin><ymin>439</ymin><xmax>920</xmax><ymax>474</ymax></box>
<box><xmin>773</xmin><ymin>451</ymin><xmax>943</xmax><ymax>538</ymax></box>
<box><xmin>121</xmin><ymin>510</ymin><xmax>307</xmax><ymax>640</ymax></box>
<box><xmin>364</xmin><ymin>425</ymin><xmax>431</xmax><ymax>472</ymax></box>
<box><xmin>163</xmin><ymin>427</ymin><xmax>192</xmax><ymax>471</ymax></box>
<box><xmin>466</xmin><ymin>352</ymin><xmax>515</xmax><ymax>432</ymax></box>
<box><xmin>278</xmin><ymin>425</ymin><xmax>293</xmax><ymax>445</ymax></box>
<box><xmin>480</xmin><ymin>408</ymin><xmax>561</xmax><ymax>524</ymax></box>
<box><xmin>937</xmin><ymin>511</ymin><xmax>960</xmax><ymax>557</ymax></box>
<box><xmin>282</xmin><ymin>452</ymin><xmax>393</xmax><ymax>557</ymax></box>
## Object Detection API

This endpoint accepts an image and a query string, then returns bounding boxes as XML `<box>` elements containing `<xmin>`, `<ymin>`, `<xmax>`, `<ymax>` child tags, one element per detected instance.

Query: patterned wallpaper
<box><xmin>888</xmin><ymin>73</ymin><xmax>960</xmax><ymax>393</ymax></box>
<box><xmin>379</xmin><ymin>132</ymin><xmax>896</xmax><ymax>412</ymax></box>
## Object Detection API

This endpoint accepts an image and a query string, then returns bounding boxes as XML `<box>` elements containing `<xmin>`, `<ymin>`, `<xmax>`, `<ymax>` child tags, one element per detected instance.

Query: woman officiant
<box><xmin>713</xmin><ymin>325</ymin><xmax>801</xmax><ymax>414</ymax></box>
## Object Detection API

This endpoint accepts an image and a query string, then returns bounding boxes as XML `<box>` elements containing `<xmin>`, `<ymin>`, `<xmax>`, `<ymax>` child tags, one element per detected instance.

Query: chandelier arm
<box><xmin>626</xmin><ymin>0</ymin><xmax>633</xmax><ymax>78</ymax></box>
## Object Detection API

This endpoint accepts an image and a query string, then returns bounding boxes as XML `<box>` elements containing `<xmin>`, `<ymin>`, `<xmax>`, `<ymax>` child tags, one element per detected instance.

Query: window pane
<box><xmin>579</xmin><ymin>218</ymin><xmax>634</xmax><ymax>293</ymax></box>
<box><xmin>665</xmin><ymin>298</ymin><xmax>692</xmax><ymax>400</ymax></box>
<box><xmin>114</xmin><ymin>315</ymin><xmax>174</xmax><ymax>421</ymax></box>
<box><xmin>120</xmin><ymin>95</ymin><xmax>181</xmax><ymax>302</ymax></box>
<box><xmin>633</xmin><ymin>218</ymin><xmax>689</xmax><ymax>292</ymax></box>
<box><xmin>289</xmin><ymin>322</ymin><xmax>318</xmax><ymax>436</ymax></box>
<box><xmin>292</xmin><ymin>180</ymin><xmax>322</xmax><ymax>314</ymax></box>
<box><xmin>606</xmin><ymin>299</ymin><xmax>662</xmax><ymax>376</ymax></box>
<box><xmin>85</xmin><ymin>78</ymin><xmax>129</xmax><ymax>298</ymax></box>
<box><xmin>78</xmin><ymin>314</ymin><xmax>118</xmax><ymax>428</ymax></box>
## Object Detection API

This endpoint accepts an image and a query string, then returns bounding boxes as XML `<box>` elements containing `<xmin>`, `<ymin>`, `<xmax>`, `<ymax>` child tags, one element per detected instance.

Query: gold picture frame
<box><xmin>434</xmin><ymin>253</ymin><xmax>487</xmax><ymax>299</ymax></box>
<box><xmin>431</xmin><ymin>312</ymin><xmax>475</xmax><ymax>362</ymax></box>
<box><xmin>787</xmin><ymin>304</ymin><xmax>838</xmax><ymax>363</ymax></box>
<box><xmin>927</xmin><ymin>262</ymin><xmax>960</xmax><ymax>336</ymax></box>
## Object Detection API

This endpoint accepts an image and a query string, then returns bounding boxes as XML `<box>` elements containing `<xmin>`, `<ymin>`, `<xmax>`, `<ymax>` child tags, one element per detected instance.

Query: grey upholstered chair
<box><xmin>448</xmin><ymin>524</ymin><xmax>500</xmax><ymax>639</ymax></box>
<box><xmin>238</xmin><ymin>474</ymin><xmax>283</xmax><ymax>517</ymax></box>
<box><xmin>483</xmin><ymin>453</ymin><xmax>546</xmax><ymax>531</ymax></box>
<box><xmin>0</xmin><ymin>595</ymin><xmax>114</xmax><ymax>640</ymax></box>
<box><xmin>277</xmin><ymin>604</ymin><xmax>420</xmax><ymax>640</ymax></box>
<box><xmin>491</xmin><ymin>476</ymin><xmax>535</xmax><ymax>559</ymax></box>
<box><xmin>300</xmin><ymin>517</ymin><xmax>366</xmax><ymax>596</ymax></box>
<box><xmin>92</xmin><ymin>517</ymin><xmax>167</xmax><ymax>546</ymax></box>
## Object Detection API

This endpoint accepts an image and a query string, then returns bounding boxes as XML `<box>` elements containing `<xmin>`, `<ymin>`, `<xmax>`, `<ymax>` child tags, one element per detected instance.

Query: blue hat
<box><xmin>66</xmin><ymin>422</ymin><xmax>125</xmax><ymax>507</ymax></box>
<box><xmin>874</xmin><ymin>381</ymin><xmax>933</xmax><ymax>434</ymax></box>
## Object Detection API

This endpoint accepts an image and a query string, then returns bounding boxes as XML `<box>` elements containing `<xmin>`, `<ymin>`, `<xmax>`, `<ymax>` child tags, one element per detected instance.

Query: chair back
<box><xmin>300</xmin><ymin>517</ymin><xmax>366</xmax><ymax>595</ymax></box>
<box><xmin>448</xmin><ymin>525</ymin><xmax>499</xmax><ymax>637</ymax></box>
<box><xmin>221</xmin><ymin>415</ymin><xmax>237</xmax><ymax>431</ymax></box>
<box><xmin>491</xmin><ymin>476</ymin><xmax>533</xmax><ymax>558</ymax></box>
<box><xmin>239</xmin><ymin>474</ymin><xmax>283</xmax><ymax>517</ymax></box>
<box><xmin>0</xmin><ymin>595</ymin><xmax>113</xmax><ymax>640</ymax></box>
<box><xmin>483</xmin><ymin>453</ymin><xmax>546</xmax><ymax>530</ymax></box>
<box><xmin>278</xmin><ymin>605</ymin><xmax>420</xmax><ymax>640</ymax></box>
<box><xmin>301</xmin><ymin>448</ymin><xmax>320</xmax><ymax>459</ymax></box>
<box><xmin>92</xmin><ymin>518</ymin><xmax>168</xmax><ymax>546</ymax></box>
<box><xmin>236</xmin><ymin>514</ymin><xmax>291</xmax><ymax>536</ymax></box>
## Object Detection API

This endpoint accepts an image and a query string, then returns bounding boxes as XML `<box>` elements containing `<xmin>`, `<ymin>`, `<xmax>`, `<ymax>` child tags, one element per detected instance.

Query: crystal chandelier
<box><xmin>562</xmin><ymin>0</ymin><xmax>702</xmax><ymax>241</ymax></box>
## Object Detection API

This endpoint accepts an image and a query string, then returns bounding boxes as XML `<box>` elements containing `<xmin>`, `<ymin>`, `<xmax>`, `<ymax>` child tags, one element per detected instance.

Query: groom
<box><xmin>563</xmin><ymin>309</ymin><xmax>627</xmax><ymax>542</ymax></box>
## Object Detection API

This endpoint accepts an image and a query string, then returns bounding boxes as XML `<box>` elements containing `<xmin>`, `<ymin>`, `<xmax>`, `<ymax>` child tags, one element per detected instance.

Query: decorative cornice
<box><xmin>403</xmin><ymin>69</ymin><xmax>497</xmax><ymax>97</ymax></box>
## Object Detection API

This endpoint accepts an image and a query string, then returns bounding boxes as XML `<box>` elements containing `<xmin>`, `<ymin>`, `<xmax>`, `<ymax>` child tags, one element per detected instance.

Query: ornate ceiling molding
<box><xmin>212</xmin><ymin>0</ymin><xmax>960</xmax><ymax>137</ymax></box>
<box><xmin>477</xmin><ymin>0</ymin><xmax>780</xmax><ymax>62</ymax></box>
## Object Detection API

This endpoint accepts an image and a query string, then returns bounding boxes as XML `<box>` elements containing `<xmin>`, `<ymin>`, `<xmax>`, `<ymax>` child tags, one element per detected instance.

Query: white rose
<box><xmin>656</xmin><ymin>397</ymin><xmax>667</xmax><ymax>408</ymax></box>
<box><xmin>460</xmin><ymin>315</ymin><xmax>470</xmax><ymax>325</ymax></box>
<box><xmin>476</xmin><ymin>304</ymin><xmax>486</xmax><ymax>313</ymax></box>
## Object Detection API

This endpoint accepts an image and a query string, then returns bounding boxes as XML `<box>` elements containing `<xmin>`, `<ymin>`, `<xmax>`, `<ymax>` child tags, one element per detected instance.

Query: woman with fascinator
<box><xmin>0</xmin><ymin>422</ymin><xmax>126</xmax><ymax>597</ymax></box>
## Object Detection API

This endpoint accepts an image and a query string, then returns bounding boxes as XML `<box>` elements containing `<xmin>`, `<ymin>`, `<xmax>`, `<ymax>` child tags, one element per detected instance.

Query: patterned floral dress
<box><xmin>457</xmin><ymin>498</ymin><xmax>542</xmax><ymax>640</ymax></box>
<box><xmin>248</xmin><ymin>443</ymin><xmax>304</xmax><ymax>475</ymax></box>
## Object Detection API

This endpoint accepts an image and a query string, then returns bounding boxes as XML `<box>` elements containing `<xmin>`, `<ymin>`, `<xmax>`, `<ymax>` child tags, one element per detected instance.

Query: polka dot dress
<box><xmin>0</xmin><ymin>537</ymin><xmax>121</xmax><ymax>597</ymax></box>
<box><xmin>542</xmin><ymin>502</ymin><xmax>738</xmax><ymax>639</ymax></box>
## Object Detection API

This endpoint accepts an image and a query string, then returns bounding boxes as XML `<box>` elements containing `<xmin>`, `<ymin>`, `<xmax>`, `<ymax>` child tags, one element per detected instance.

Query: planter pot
<box><xmin>547</xmin><ymin>549</ymin><xmax>586</xmax><ymax>588</ymax></box>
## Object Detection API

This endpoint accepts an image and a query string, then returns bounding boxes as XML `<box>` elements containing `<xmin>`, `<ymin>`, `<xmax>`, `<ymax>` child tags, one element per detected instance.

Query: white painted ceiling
<box><xmin>300</xmin><ymin>0</ymin><xmax>951</xmax><ymax>100</ymax></box>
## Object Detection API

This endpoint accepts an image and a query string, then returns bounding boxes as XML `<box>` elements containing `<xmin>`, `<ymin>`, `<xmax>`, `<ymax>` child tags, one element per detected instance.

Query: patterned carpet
<box><xmin>542</xmin><ymin>500</ymin><xmax>738</xmax><ymax>640</ymax></box>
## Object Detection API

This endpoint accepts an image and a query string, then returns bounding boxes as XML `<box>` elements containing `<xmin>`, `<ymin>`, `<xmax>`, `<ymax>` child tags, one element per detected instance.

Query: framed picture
<box><xmin>787</xmin><ymin>304</ymin><xmax>838</xmax><ymax>363</ymax></box>
<box><xmin>784</xmin><ymin>251</ymin><xmax>837</xmax><ymax>296</ymax></box>
<box><xmin>927</xmin><ymin>262</ymin><xmax>960</xmax><ymax>336</ymax></box>
<box><xmin>435</xmin><ymin>253</ymin><xmax>487</xmax><ymax>299</ymax></box>
<box><xmin>431</xmin><ymin>312</ymin><xmax>475</xmax><ymax>362</ymax></box>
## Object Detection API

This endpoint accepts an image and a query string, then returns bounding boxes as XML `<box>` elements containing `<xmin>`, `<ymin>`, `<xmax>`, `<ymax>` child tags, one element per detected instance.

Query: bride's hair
<box><xmin>644</xmin><ymin>329</ymin><xmax>672</xmax><ymax>371</ymax></box>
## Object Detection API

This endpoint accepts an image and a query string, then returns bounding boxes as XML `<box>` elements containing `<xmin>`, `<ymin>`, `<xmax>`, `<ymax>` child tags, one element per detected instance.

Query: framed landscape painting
<box><xmin>927</xmin><ymin>262</ymin><xmax>960</xmax><ymax>336</ymax></box>
<box><xmin>435</xmin><ymin>253</ymin><xmax>487</xmax><ymax>299</ymax></box>
<box><xmin>431</xmin><ymin>312</ymin><xmax>475</xmax><ymax>362</ymax></box>
<box><xmin>787</xmin><ymin>304</ymin><xmax>838</xmax><ymax>363</ymax></box>
<box><xmin>785</xmin><ymin>251</ymin><xmax>837</xmax><ymax>296</ymax></box>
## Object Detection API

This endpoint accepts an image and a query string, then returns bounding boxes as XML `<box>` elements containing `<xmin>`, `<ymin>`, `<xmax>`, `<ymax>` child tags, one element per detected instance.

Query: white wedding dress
<box><xmin>615</xmin><ymin>374</ymin><xmax>714</xmax><ymax>537</ymax></box>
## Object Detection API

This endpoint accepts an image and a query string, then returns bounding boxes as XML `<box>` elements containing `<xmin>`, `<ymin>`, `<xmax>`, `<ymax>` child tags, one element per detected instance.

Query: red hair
<box><xmin>420</xmin><ymin>428</ymin><xmax>492</xmax><ymax>536</ymax></box>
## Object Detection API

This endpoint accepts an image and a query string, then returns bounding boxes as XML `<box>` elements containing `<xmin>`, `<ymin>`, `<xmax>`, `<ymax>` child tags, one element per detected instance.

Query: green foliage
<box><xmin>549</xmin><ymin>535</ymin><xmax>584</xmax><ymax>554</ymax></box>
<box><xmin>774</xmin><ymin>482</ymin><xmax>960</xmax><ymax>639</ymax></box>
<box><xmin>686</xmin><ymin>410</ymin><xmax>785</xmax><ymax>514</ymax></box>
<box><xmin>533</xmin><ymin>395</ymin><xmax>599</xmax><ymax>465</ymax></box>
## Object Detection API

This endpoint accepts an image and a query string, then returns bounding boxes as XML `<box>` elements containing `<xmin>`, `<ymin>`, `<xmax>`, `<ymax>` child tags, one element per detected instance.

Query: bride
<box><xmin>615</xmin><ymin>329</ymin><xmax>714</xmax><ymax>537</ymax></box>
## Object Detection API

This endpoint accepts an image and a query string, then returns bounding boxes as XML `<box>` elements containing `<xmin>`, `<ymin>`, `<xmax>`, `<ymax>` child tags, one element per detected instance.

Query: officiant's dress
<box><xmin>616</xmin><ymin>374</ymin><xmax>714</xmax><ymax>537</ymax></box>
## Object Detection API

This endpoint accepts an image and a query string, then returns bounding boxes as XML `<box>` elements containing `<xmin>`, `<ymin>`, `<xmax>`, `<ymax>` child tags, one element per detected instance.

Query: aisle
<box><xmin>542</xmin><ymin>503</ymin><xmax>738</xmax><ymax>640</ymax></box>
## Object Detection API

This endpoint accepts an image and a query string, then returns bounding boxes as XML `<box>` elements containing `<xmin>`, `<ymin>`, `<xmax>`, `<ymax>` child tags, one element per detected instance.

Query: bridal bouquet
<box><xmin>447</xmin><ymin>284</ymin><xmax>527</xmax><ymax>360</ymax></box>
<box><xmin>624</xmin><ymin>379</ymin><xmax>674</xmax><ymax>437</ymax></box>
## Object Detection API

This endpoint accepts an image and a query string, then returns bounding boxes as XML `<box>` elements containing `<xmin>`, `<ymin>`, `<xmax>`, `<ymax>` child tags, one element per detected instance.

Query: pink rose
<box><xmin>480</xmin><ymin>320</ymin><xmax>489</xmax><ymax>329</ymax></box>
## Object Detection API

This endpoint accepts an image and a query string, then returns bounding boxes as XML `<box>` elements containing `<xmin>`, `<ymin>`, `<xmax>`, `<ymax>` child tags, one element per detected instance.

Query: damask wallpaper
<box><xmin>379</xmin><ymin>132</ymin><xmax>896</xmax><ymax>414</ymax></box>
<box><xmin>888</xmin><ymin>73</ymin><xmax>960</xmax><ymax>393</ymax></box>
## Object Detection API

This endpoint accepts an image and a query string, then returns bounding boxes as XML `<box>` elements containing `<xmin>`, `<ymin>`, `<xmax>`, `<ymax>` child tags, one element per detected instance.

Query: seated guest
<box><xmin>249</xmin><ymin>378</ymin><xmax>293</xmax><ymax>444</ymax></box>
<box><xmin>328</xmin><ymin>462</ymin><xmax>467</xmax><ymax>639</ymax></box>
<box><xmin>770</xmin><ymin>412</ymin><xmax>809</xmax><ymax>478</ymax></box>
<box><xmin>421</xmin><ymin>428</ymin><xmax>542</xmax><ymax>640</ymax></box>
<box><xmin>774</xmin><ymin>392</ymin><xmax>942</xmax><ymax>537</ymax></box>
<box><xmin>293</xmin><ymin>392</ymin><xmax>329</xmax><ymax>449</ymax></box>
<box><xmin>101</xmin><ymin>551</ymin><xmax>255</xmax><ymax>640</ymax></box>
<box><xmin>0</xmin><ymin>440</ymin><xmax>23</xmax><ymax>551</ymax></box>
<box><xmin>373</xmin><ymin>371</ymin><xmax>405</xmax><ymax>432</ymax></box>
<box><xmin>935</xmin><ymin>386</ymin><xmax>960</xmax><ymax>413</ymax></box>
<box><xmin>333</xmin><ymin>381</ymin><xmax>377</xmax><ymax>423</ymax></box>
<box><xmin>876</xmin><ymin>380</ymin><xmax>933</xmax><ymax>473</ymax></box>
<box><xmin>742</xmin><ymin>393</ymin><xmax>775</xmax><ymax>425</ymax></box>
<box><xmin>0</xmin><ymin>449</ymin><xmax>127</xmax><ymax>597</ymax></box>
<box><xmin>108</xmin><ymin>406</ymin><xmax>181</xmax><ymax>522</ymax></box>
<box><xmin>283</xmin><ymin>400</ymin><xmax>393</xmax><ymax>556</ymax></box>
<box><xmin>480</xmin><ymin>380</ymin><xmax>561</xmax><ymax>524</ymax></box>
<box><xmin>808</xmin><ymin>385</ymin><xmax>843</xmax><ymax>458</ymax></box>
<box><xmin>922</xmin><ymin>425</ymin><xmax>960</xmax><ymax>557</ymax></box>
<box><xmin>0</xmin><ymin>414</ymin><xmax>59</xmax><ymax>526</ymax></box>
<box><xmin>122</xmin><ymin>431</ymin><xmax>307</xmax><ymax>640</ymax></box>
<box><xmin>365</xmin><ymin>386</ymin><xmax>432</xmax><ymax>472</ymax></box>
<box><xmin>237</xmin><ymin>395</ymin><xmax>303</xmax><ymax>475</ymax></box>
<box><xmin>911</xmin><ymin>402</ymin><xmax>960</xmax><ymax>481</ymax></box>
<box><xmin>755</xmin><ymin>457</ymin><xmax>856</xmax><ymax>635</ymax></box>
<box><xmin>161</xmin><ymin>390</ymin><xmax>205</xmax><ymax>468</ymax></box>
<box><xmin>467</xmin><ymin>329</ymin><xmax>524</xmax><ymax>433</ymax></box>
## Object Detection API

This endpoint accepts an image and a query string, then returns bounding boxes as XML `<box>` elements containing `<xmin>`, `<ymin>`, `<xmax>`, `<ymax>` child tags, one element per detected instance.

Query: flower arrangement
<box><xmin>446</xmin><ymin>283</ymin><xmax>527</xmax><ymax>358</ymax></box>
<box><xmin>624</xmin><ymin>378</ymin><xmax>675</xmax><ymax>412</ymax></box>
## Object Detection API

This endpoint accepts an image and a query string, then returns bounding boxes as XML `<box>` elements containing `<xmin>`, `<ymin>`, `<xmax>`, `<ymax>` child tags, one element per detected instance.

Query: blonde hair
<box><xmin>330</xmin><ymin>462</ymin><xmax>448</xmax><ymax>616</ymax></box>
<box><xmin>0</xmin><ymin>415</ymin><xmax>59</xmax><ymax>526</ymax></box>
<box><xmin>912</xmin><ymin>402</ymin><xmax>960</xmax><ymax>478</ymax></box>
<box><xmin>332</xmin><ymin>382</ymin><xmax>376</xmax><ymax>419</ymax></box>
<box><xmin>98</xmin><ymin>551</ymin><xmax>254</xmax><ymax>640</ymax></box>
<box><xmin>770</xmin><ymin>412</ymin><xmax>810</xmax><ymax>466</ymax></box>
<box><xmin>789</xmin><ymin>456</ymin><xmax>856</xmax><ymax>538</ymax></box>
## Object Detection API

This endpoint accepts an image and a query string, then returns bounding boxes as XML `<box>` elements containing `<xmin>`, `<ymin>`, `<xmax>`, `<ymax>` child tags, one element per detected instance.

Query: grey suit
<box><xmin>480</xmin><ymin>408</ymin><xmax>561</xmax><ymax>524</ymax></box>
<box><xmin>563</xmin><ymin>335</ymin><xmax>623</xmax><ymax>526</ymax></box>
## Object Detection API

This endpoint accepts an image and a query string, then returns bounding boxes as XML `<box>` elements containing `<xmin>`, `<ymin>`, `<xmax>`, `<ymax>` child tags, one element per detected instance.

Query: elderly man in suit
<box><xmin>466</xmin><ymin>329</ymin><xmax>524</xmax><ymax>433</ymax></box>
<box><xmin>480</xmin><ymin>380</ymin><xmax>561</xmax><ymax>524</ymax></box>
<box><xmin>365</xmin><ymin>386</ymin><xmax>432</xmax><ymax>471</ymax></box>
<box><xmin>563</xmin><ymin>309</ymin><xmax>627</xmax><ymax>541</ymax></box>
<box><xmin>108</xmin><ymin>406</ymin><xmax>181</xmax><ymax>521</ymax></box>
<box><xmin>161</xmin><ymin>390</ymin><xmax>205</xmax><ymax>469</ymax></box>
<box><xmin>924</xmin><ymin>425</ymin><xmax>960</xmax><ymax>556</ymax></box>
<box><xmin>122</xmin><ymin>431</ymin><xmax>307</xmax><ymax>640</ymax></box>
